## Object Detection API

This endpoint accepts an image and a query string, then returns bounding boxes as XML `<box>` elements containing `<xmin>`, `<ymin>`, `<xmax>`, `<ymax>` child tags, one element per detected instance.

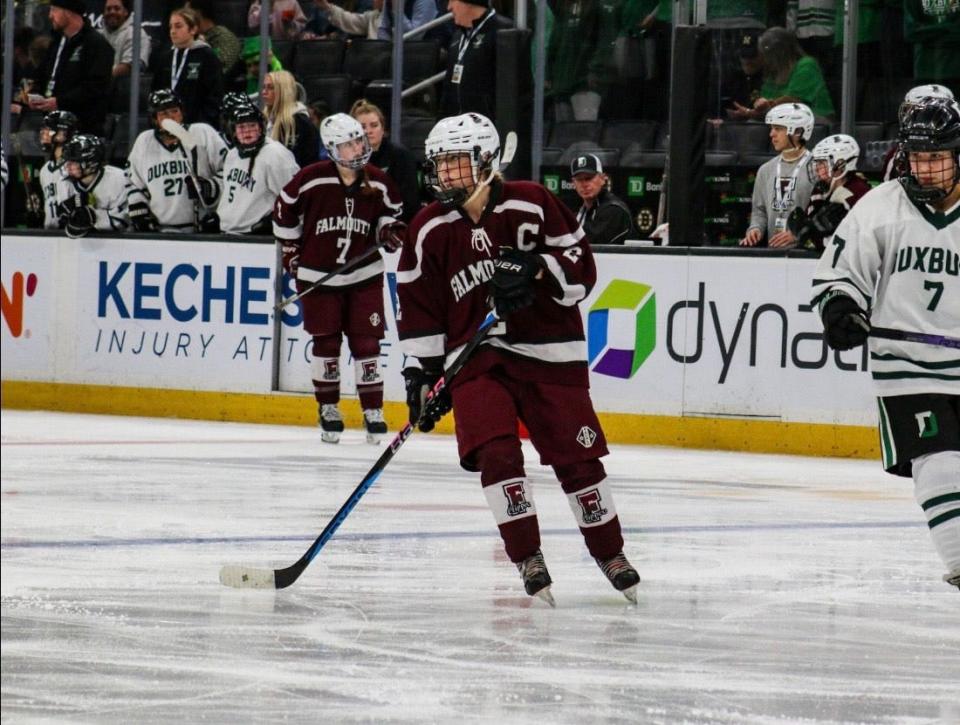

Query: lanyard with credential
<box><xmin>773</xmin><ymin>150</ymin><xmax>809</xmax><ymax>211</ymax></box>
<box><xmin>170</xmin><ymin>48</ymin><xmax>190</xmax><ymax>91</ymax></box>
<box><xmin>456</xmin><ymin>9</ymin><xmax>496</xmax><ymax>65</ymax></box>
<box><xmin>46</xmin><ymin>37</ymin><xmax>67</xmax><ymax>96</ymax></box>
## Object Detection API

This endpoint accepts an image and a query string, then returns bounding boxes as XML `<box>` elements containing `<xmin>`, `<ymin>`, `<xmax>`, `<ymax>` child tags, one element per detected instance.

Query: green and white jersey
<box><xmin>217</xmin><ymin>138</ymin><xmax>299</xmax><ymax>235</ymax></box>
<box><xmin>125</xmin><ymin>123</ymin><xmax>226</xmax><ymax>232</ymax></box>
<box><xmin>61</xmin><ymin>165</ymin><xmax>130</xmax><ymax>232</ymax></box>
<box><xmin>811</xmin><ymin>179</ymin><xmax>960</xmax><ymax>397</ymax></box>
<box><xmin>40</xmin><ymin>160</ymin><xmax>69</xmax><ymax>230</ymax></box>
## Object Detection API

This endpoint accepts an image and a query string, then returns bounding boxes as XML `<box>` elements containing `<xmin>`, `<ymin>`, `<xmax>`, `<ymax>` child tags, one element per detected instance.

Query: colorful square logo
<box><xmin>587</xmin><ymin>280</ymin><xmax>656</xmax><ymax>379</ymax></box>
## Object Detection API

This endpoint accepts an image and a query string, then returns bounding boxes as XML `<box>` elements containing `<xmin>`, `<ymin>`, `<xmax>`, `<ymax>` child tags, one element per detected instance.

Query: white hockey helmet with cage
<box><xmin>424</xmin><ymin>113</ymin><xmax>501</xmax><ymax>206</ymax></box>
<box><xmin>765</xmin><ymin>102</ymin><xmax>815</xmax><ymax>143</ymax></box>
<box><xmin>320</xmin><ymin>113</ymin><xmax>371</xmax><ymax>170</ymax></box>
<box><xmin>899</xmin><ymin>84</ymin><xmax>955</xmax><ymax>126</ymax></box>
<box><xmin>810</xmin><ymin>133</ymin><xmax>860</xmax><ymax>182</ymax></box>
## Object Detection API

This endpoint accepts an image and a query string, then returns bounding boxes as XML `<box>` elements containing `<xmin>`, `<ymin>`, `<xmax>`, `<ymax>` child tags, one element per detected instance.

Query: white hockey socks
<box><xmin>912</xmin><ymin>450</ymin><xmax>960</xmax><ymax>587</ymax></box>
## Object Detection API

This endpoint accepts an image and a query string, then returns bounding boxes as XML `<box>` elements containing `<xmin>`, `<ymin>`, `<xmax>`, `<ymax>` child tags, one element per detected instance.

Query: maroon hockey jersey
<box><xmin>273</xmin><ymin>161</ymin><xmax>402</xmax><ymax>289</ymax></box>
<box><xmin>396</xmin><ymin>180</ymin><xmax>596</xmax><ymax>387</ymax></box>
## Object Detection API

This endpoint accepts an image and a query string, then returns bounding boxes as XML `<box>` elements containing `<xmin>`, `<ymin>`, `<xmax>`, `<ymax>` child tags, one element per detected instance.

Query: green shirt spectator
<box><xmin>760</xmin><ymin>55</ymin><xmax>835</xmax><ymax>118</ymax></box>
<box><xmin>903</xmin><ymin>0</ymin><xmax>960</xmax><ymax>81</ymax></box>
<box><xmin>242</xmin><ymin>36</ymin><xmax>283</xmax><ymax>97</ymax></box>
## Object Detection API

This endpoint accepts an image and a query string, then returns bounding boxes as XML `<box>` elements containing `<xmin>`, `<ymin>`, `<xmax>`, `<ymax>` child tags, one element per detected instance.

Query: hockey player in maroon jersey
<box><xmin>396</xmin><ymin>113</ymin><xmax>640</xmax><ymax>605</ymax></box>
<box><xmin>273</xmin><ymin>113</ymin><xmax>406</xmax><ymax>444</ymax></box>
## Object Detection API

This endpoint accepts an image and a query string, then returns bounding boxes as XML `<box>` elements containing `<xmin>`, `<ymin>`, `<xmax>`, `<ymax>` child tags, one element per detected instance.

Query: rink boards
<box><xmin>1</xmin><ymin>233</ymin><xmax>878</xmax><ymax>458</ymax></box>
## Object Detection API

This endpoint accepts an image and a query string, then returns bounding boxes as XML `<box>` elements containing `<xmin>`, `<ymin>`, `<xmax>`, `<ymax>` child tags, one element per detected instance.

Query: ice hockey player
<box><xmin>883</xmin><ymin>84</ymin><xmax>955</xmax><ymax>182</ymax></box>
<box><xmin>57</xmin><ymin>134</ymin><xmax>128</xmax><ymax>237</ymax></box>
<box><xmin>126</xmin><ymin>88</ymin><xmax>226</xmax><ymax>232</ymax></box>
<box><xmin>811</xmin><ymin>96</ymin><xmax>960</xmax><ymax>593</ymax></box>
<box><xmin>273</xmin><ymin>113</ymin><xmax>405</xmax><ymax>444</ymax></box>
<box><xmin>396</xmin><ymin>112</ymin><xmax>641</xmax><ymax>606</ymax></box>
<box><xmin>218</xmin><ymin>100</ymin><xmax>299</xmax><ymax>235</ymax></box>
<box><xmin>218</xmin><ymin>92</ymin><xmax>254</xmax><ymax>148</ymax></box>
<box><xmin>38</xmin><ymin>110</ymin><xmax>78</xmax><ymax>229</ymax></box>
<box><xmin>789</xmin><ymin>134</ymin><xmax>871</xmax><ymax>251</ymax></box>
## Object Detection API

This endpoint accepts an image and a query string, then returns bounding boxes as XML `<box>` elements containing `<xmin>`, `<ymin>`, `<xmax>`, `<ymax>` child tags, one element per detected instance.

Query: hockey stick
<box><xmin>219</xmin><ymin>310</ymin><xmax>500</xmax><ymax>590</ymax></box>
<box><xmin>870</xmin><ymin>326</ymin><xmax>960</xmax><ymax>349</ymax></box>
<box><xmin>275</xmin><ymin>241</ymin><xmax>389</xmax><ymax>312</ymax></box>
<box><xmin>499</xmin><ymin>131</ymin><xmax>518</xmax><ymax>171</ymax></box>
<box><xmin>12</xmin><ymin>134</ymin><xmax>44</xmax><ymax>227</ymax></box>
<box><xmin>160</xmin><ymin>118</ymin><xmax>205</xmax><ymax>229</ymax></box>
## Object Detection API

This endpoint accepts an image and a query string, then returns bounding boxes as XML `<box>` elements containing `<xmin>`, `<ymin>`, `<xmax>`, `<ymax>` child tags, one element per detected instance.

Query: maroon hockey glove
<box><xmin>280</xmin><ymin>243</ymin><xmax>300</xmax><ymax>276</ymax></box>
<box><xmin>821</xmin><ymin>294</ymin><xmax>869</xmax><ymax>351</ymax></box>
<box><xmin>490</xmin><ymin>247</ymin><xmax>544</xmax><ymax>316</ymax></box>
<box><xmin>378</xmin><ymin>221</ymin><xmax>407</xmax><ymax>252</ymax></box>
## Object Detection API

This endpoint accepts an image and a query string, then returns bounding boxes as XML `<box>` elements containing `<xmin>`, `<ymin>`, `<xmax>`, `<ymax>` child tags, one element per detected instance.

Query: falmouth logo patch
<box><xmin>576</xmin><ymin>426</ymin><xmax>597</xmax><ymax>448</ymax></box>
<box><xmin>369</xmin><ymin>312</ymin><xmax>381</xmax><ymax>327</ymax></box>
<box><xmin>502</xmin><ymin>480</ymin><xmax>532</xmax><ymax>517</ymax></box>
<box><xmin>576</xmin><ymin>488</ymin><xmax>608</xmax><ymax>524</ymax></box>
<box><xmin>471</xmin><ymin>227</ymin><xmax>493</xmax><ymax>256</ymax></box>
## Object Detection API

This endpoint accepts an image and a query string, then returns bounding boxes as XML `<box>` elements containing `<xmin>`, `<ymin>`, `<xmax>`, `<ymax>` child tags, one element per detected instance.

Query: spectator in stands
<box><xmin>248</xmin><ymin>0</ymin><xmax>309</xmax><ymax>40</ymax></box>
<box><xmin>351</xmin><ymin>99</ymin><xmax>421</xmax><ymax>221</ymax></box>
<box><xmin>546</xmin><ymin>0</ymin><xmax>599</xmax><ymax>120</ymax></box>
<box><xmin>377</xmin><ymin>0</ymin><xmax>436</xmax><ymax>40</ymax></box>
<box><xmin>585</xmin><ymin>0</ymin><xmax>651</xmax><ymax>120</ymax></box>
<box><xmin>262</xmin><ymin>70</ymin><xmax>320</xmax><ymax>167</ymax></box>
<box><xmin>441</xmin><ymin>0</ymin><xmax>514</xmax><ymax>119</ymax></box>
<box><xmin>27</xmin><ymin>0</ymin><xmax>114</xmax><ymax>134</ymax></box>
<box><xmin>740</xmin><ymin>102</ymin><xmax>816</xmax><ymax>249</ymax></box>
<box><xmin>99</xmin><ymin>0</ymin><xmax>151</xmax><ymax>77</ymax></box>
<box><xmin>152</xmin><ymin>7</ymin><xmax>224</xmax><ymax>127</ymax></box>
<box><xmin>314</xmin><ymin>0</ymin><xmax>383</xmax><ymax>39</ymax></box>
<box><xmin>729</xmin><ymin>26</ymin><xmax>834</xmax><ymax>123</ymax></box>
<box><xmin>904</xmin><ymin>0</ymin><xmax>959</xmax><ymax>90</ymax></box>
<box><xmin>883</xmin><ymin>84</ymin><xmax>955</xmax><ymax>181</ymax></box>
<box><xmin>705</xmin><ymin>0</ymin><xmax>767</xmax><ymax>117</ymax></box>
<box><xmin>722</xmin><ymin>30</ymin><xmax>764</xmax><ymax>114</ymax></box>
<box><xmin>788</xmin><ymin>133</ymin><xmax>870</xmax><ymax>251</ymax></box>
<box><xmin>242</xmin><ymin>36</ymin><xmax>284</xmax><ymax>98</ymax></box>
<box><xmin>789</xmin><ymin>0</ymin><xmax>835</xmax><ymax>80</ymax></box>
<box><xmin>187</xmin><ymin>0</ymin><xmax>243</xmax><ymax>83</ymax></box>
<box><xmin>570</xmin><ymin>153</ymin><xmax>637</xmax><ymax>246</ymax></box>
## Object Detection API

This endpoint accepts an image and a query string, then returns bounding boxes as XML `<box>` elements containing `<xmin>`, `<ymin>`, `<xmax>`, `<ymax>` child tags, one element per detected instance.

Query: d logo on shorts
<box><xmin>503</xmin><ymin>481</ymin><xmax>532</xmax><ymax>517</ymax></box>
<box><xmin>576</xmin><ymin>488</ymin><xmax>608</xmax><ymax>525</ymax></box>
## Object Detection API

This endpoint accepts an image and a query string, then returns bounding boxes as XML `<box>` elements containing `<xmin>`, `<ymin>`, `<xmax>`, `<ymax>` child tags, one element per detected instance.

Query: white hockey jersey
<box><xmin>126</xmin><ymin>123</ymin><xmax>227</xmax><ymax>232</ymax></box>
<box><xmin>40</xmin><ymin>160</ymin><xmax>69</xmax><ymax>229</ymax></box>
<box><xmin>811</xmin><ymin>180</ymin><xmax>960</xmax><ymax>397</ymax></box>
<box><xmin>218</xmin><ymin>138</ymin><xmax>299</xmax><ymax>234</ymax></box>
<box><xmin>60</xmin><ymin>165</ymin><xmax>130</xmax><ymax>232</ymax></box>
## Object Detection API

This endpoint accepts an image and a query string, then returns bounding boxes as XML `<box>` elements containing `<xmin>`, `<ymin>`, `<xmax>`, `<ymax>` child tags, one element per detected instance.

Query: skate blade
<box><xmin>365</xmin><ymin>432</ymin><xmax>383</xmax><ymax>445</ymax></box>
<box><xmin>621</xmin><ymin>583</ymin><xmax>639</xmax><ymax>604</ymax></box>
<box><xmin>534</xmin><ymin>586</ymin><xmax>556</xmax><ymax>608</ymax></box>
<box><xmin>320</xmin><ymin>431</ymin><xmax>341</xmax><ymax>444</ymax></box>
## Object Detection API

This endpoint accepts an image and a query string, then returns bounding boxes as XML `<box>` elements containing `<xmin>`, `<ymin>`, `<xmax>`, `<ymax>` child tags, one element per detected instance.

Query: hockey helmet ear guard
<box><xmin>897</xmin><ymin>97</ymin><xmax>960</xmax><ymax>204</ymax></box>
<box><xmin>423</xmin><ymin>113</ymin><xmax>501</xmax><ymax>207</ymax></box>
<box><xmin>320</xmin><ymin>113</ymin><xmax>372</xmax><ymax>170</ymax></box>
<box><xmin>62</xmin><ymin>134</ymin><xmax>106</xmax><ymax>178</ymax></box>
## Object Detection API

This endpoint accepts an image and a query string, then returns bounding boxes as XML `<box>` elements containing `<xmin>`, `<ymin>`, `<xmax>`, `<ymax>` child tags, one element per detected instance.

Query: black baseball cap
<box><xmin>739</xmin><ymin>32</ymin><xmax>759</xmax><ymax>59</ymax></box>
<box><xmin>570</xmin><ymin>153</ymin><xmax>603</xmax><ymax>177</ymax></box>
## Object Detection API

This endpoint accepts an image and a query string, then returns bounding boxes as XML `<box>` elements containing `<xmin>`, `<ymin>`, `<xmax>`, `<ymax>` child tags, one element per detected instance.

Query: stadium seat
<box><xmin>808</xmin><ymin>123</ymin><xmax>832</xmax><ymax>149</ymax></box>
<box><xmin>300</xmin><ymin>75</ymin><xmax>352</xmax><ymax>114</ymax></box>
<box><xmin>293</xmin><ymin>39</ymin><xmax>345</xmax><ymax>77</ymax></box>
<box><xmin>402</xmin><ymin>40</ymin><xmax>441</xmax><ymax>83</ymax></box>
<box><xmin>705</xmin><ymin>151</ymin><xmax>738</xmax><ymax>167</ymax></box>
<box><xmin>400</xmin><ymin>115</ymin><xmax>437</xmax><ymax>161</ymax></box>
<box><xmin>272</xmin><ymin>39</ymin><xmax>296</xmax><ymax>70</ymax></box>
<box><xmin>713</xmin><ymin>122</ymin><xmax>770</xmax><ymax>155</ymax></box>
<box><xmin>600</xmin><ymin>120</ymin><xmax>658</xmax><ymax>153</ymax></box>
<box><xmin>217</xmin><ymin>0</ymin><xmax>249</xmax><ymax>38</ymax></box>
<box><xmin>853</xmin><ymin>122</ymin><xmax>885</xmax><ymax>147</ymax></box>
<box><xmin>619</xmin><ymin>142</ymin><xmax>665</xmax><ymax>169</ymax></box>
<box><xmin>548</xmin><ymin>121</ymin><xmax>602</xmax><ymax>148</ymax></box>
<box><xmin>540</xmin><ymin>147</ymin><xmax>564</xmax><ymax>166</ymax></box>
<box><xmin>343</xmin><ymin>40</ymin><xmax>393</xmax><ymax>85</ymax></box>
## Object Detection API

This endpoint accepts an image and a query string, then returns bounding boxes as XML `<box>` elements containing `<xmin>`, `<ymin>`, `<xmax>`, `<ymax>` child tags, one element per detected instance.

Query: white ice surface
<box><xmin>2</xmin><ymin>409</ymin><xmax>958</xmax><ymax>724</ymax></box>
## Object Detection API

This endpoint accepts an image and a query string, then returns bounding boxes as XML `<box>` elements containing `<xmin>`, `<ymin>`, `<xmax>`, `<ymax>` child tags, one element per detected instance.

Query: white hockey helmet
<box><xmin>810</xmin><ymin>133</ymin><xmax>860</xmax><ymax>182</ymax></box>
<box><xmin>899</xmin><ymin>84</ymin><xmax>956</xmax><ymax>126</ymax></box>
<box><xmin>320</xmin><ymin>113</ymin><xmax>371</xmax><ymax>170</ymax></box>
<box><xmin>765</xmin><ymin>102</ymin><xmax>815</xmax><ymax>144</ymax></box>
<box><xmin>424</xmin><ymin>113</ymin><xmax>501</xmax><ymax>206</ymax></box>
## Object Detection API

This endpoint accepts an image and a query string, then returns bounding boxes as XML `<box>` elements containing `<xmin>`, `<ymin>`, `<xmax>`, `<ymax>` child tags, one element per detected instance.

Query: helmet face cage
<box><xmin>219</xmin><ymin>92</ymin><xmax>252</xmax><ymax>138</ymax></box>
<box><xmin>765</xmin><ymin>103</ymin><xmax>814</xmax><ymax>145</ymax></box>
<box><xmin>62</xmin><ymin>135</ymin><xmax>105</xmax><ymax>179</ymax></box>
<box><xmin>897</xmin><ymin>98</ymin><xmax>960</xmax><ymax>204</ymax></box>
<box><xmin>808</xmin><ymin>134</ymin><xmax>859</xmax><ymax>184</ymax></box>
<box><xmin>320</xmin><ymin>113</ymin><xmax>372</xmax><ymax>170</ymax></box>
<box><xmin>228</xmin><ymin>103</ymin><xmax>266</xmax><ymax>158</ymax></box>
<box><xmin>423</xmin><ymin>113</ymin><xmax>501</xmax><ymax>207</ymax></box>
<box><xmin>39</xmin><ymin>110</ymin><xmax>78</xmax><ymax>158</ymax></box>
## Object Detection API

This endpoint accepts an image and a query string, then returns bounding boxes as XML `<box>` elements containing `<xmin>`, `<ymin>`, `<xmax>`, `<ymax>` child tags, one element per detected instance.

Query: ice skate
<box><xmin>363</xmin><ymin>408</ymin><xmax>387</xmax><ymax>444</ymax></box>
<box><xmin>944</xmin><ymin>569</ymin><xmax>960</xmax><ymax>591</ymax></box>
<box><xmin>319</xmin><ymin>404</ymin><xmax>344</xmax><ymax>444</ymax></box>
<box><xmin>516</xmin><ymin>550</ymin><xmax>555</xmax><ymax>607</ymax></box>
<box><xmin>597</xmin><ymin>551</ymin><xmax>640</xmax><ymax>603</ymax></box>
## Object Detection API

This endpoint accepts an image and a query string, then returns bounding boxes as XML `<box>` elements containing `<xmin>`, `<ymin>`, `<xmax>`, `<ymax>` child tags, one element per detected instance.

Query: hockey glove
<box><xmin>55</xmin><ymin>196</ymin><xmax>80</xmax><ymax>227</ymax></box>
<box><xmin>185</xmin><ymin>176</ymin><xmax>218</xmax><ymax>206</ymax></box>
<box><xmin>490</xmin><ymin>247</ymin><xmax>544</xmax><ymax>316</ymax></box>
<box><xmin>378</xmin><ymin>221</ymin><xmax>407</xmax><ymax>252</ymax></box>
<box><xmin>821</xmin><ymin>294</ymin><xmax>870</xmax><ymax>351</ymax></box>
<box><xmin>403</xmin><ymin>362</ymin><xmax>451</xmax><ymax>433</ymax></box>
<box><xmin>250</xmin><ymin>214</ymin><xmax>273</xmax><ymax>236</ymax></box>
<box><xmin>128</xmin><ymin>202</ymin><xmax>158</xmax><ymax>232</ymax></box>
<box><xmin>810</xmin><ymin>202</ymin><xmax>847</xmax><ymax>236</ymax></box>
<box><xmin>65</xmin><ymin>206</ymin><xmax>96</xmax><ymax>239</ymax></box>
<box><xmin>280</xmin><ymin>243</ymin><xmax>300</xmax><ymax>276</ymax></box>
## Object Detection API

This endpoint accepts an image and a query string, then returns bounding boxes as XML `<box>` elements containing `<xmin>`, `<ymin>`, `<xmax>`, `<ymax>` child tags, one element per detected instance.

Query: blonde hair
<box><xmin>263</xmin><ymin>70</ymin><xmax>299</xmax><ymax>149</ymax></box>
<box><xmin>350</xmin><ymin>98</ymin><xmax>387</xmax><ymax>131</ymax></box>
<box><xmin>170</xmin><ymin>7</ymin><xmax>200</xmax><ymax>34</ymax></box>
